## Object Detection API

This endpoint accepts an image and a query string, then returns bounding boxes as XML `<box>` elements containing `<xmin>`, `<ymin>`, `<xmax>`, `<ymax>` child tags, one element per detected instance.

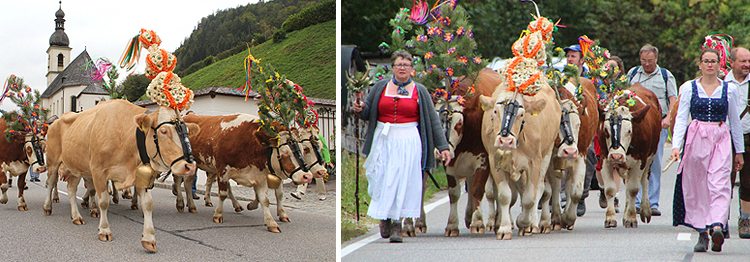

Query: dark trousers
<box><xmin>737</xmin><ymin>134</ymin><xmax>750</xmax><ymax>202</ymax></box>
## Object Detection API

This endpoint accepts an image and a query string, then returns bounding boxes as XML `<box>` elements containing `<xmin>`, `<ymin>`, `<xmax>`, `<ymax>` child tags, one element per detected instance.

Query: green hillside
<box><xmin>181</xmin><ymin>20</ymin><xmax>334</xmax><ymax>100</ymax></box>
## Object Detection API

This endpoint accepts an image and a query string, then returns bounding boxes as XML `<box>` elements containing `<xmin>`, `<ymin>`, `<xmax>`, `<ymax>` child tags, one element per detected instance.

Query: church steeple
<box><xmin>49</xmin><ymin>1</ymin><xmax>69</xmax><ymax>47</ymax></box>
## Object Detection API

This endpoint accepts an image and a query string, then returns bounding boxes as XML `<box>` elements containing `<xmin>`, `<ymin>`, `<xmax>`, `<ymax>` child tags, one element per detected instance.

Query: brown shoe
<box><xmin>694</xmin><ymin>232</ymin><xmax>709</xmax><ymax>252</ymax></box>
<box><xmin>711</xmin><ymin>226</ymin><xmax>724</xmax><ymax>252</ymax></box>
<box><xmin>380</xmin><ymin>219</ymin><xmax>391</xmax><ymax>238</ymax></box>
<box><xmin>598</xmin><ymin>190</ymin><xmax>607</xmax><ymax>209</ymax></box>
<box><xmin>390</xmin><ymin>222</ymin><xmax>403</xmax><ymax>243</ymax></box>
<box><xmin>739</xmin><ymin>218</ymin><xmax>750</xmax><ymax>239</ymax></box>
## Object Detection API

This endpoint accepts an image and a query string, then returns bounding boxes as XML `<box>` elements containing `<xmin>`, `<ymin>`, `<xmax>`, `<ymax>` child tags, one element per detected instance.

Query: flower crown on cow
<box><xmin>119</xmin><ymin>29</ymin><xmax>193</xmax><ymax>111</ymax></box>
<box><xmin>0</xmin><ymin>75</ymin><xmax>50</xmax><ymax>142</ymax></box>
<box><xmin>577</xmin><ymin>36</ymin><xmax>629</xmax><ymax>107</ymax></box>
<box><xmin>502</xmin><ymin>14</ymin><xmax>561</xmax><ymax>96</ymax></box>
<box><xmin>237</xmin><ymin>49</ymin><xmax>316</xmax><ymax>137</ymax></box>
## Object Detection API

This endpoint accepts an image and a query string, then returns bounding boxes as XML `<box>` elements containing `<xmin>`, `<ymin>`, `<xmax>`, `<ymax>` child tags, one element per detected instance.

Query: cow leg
<box><xmin>601</xmin><ymin>161</ymin><xmax>618</xmax><ymax>228</ymax></box>
<box><xmin>43</xmin><ymin>166</ymin><xmax>60</xmax><ymax>215</ymax></box>
<box><xmin>0</xmin><ymin>171</ymin><xmax>8</xmax><ymax>204</ymax></box>
<box><xmin>174</xmin><ymin>175</ymin><xmax>185</xmax><ymax>213</ymax></box>
<box><xmin>136</xmin><ymin>187</ymin><xmax>157</xmax><ymax>252</ymax></box>
<box><xmin>254</xmin><ymin>181</ymin><xmax>280</xmax><ymax>233</ymax></box>
<box><xmin>16</xmin><ymin>171</ymin><xmax>28</xmax><ymax>211</ymax></box>
<box><xmin>273</xmin><ymin>183</ymin><xmax>289</xmax><ymax>222</ymax></box>
<box><xmin>204</xmin><ymin>172</ymin><xmax>215</xmax><ymax>207</ymax></box>
<box><xmin>110</xmin><ymin>180</ymin><xmax>119</xmax><ymax>205</ymax></box>
<box><xmin>444</xmin><ymin>175</ymin><xmax>461</xmax><ymax>237</ymax></box>
<box><xmin>411</xmin><ymin>171</ymin><xmax>429</xmax><ymax>235</ymax></box>
<box><xmin>83</xmin><ymin>178</ymin><xmax>100</xmax><ymax>218</ymax></box>
<box><xmin>130</xmin><ymin>187</ymin><xmax>139</xmax><ymax>210</ymax></box>
<box><xmin>52</xmin><ymin>182</ymin><xmax>59</xmax><ymax>203</ymax></box>
<box><xmin>185</xmin><ymin>174</ymin><xmax>197</xmax><ymax>213</ymax></box>
<box><xmin>469</xmin><ymin>169</ymin><xmax>488</xmax><ymax>234</ymax></box>
<box><xmin>562</xmin><ymin>157</ymin><xmax>586</xmax><ymax>230</ymax></box>
<box><xmin>638</xmin><ymin>156</ymin><xmax>654</xmax><ymax>224</ymax></box>
<box><xmin>622</xmin><ymin>167</ymin><xmax>642</xmax><ymax>228</ymax></box>
<box><xmin>96</xmin><ymin>184</ymin><xmax>113</xmax><ymax>242</ymax></box>
<box><xmin>66</xmin><ymin>176</ymin><xmax>85</xmax><ymax>225</ymax></box>
<box><xmin>122</xmin><ymin>187</ymin><xmax>132</xmax><ymax>199</ymax></box>
<box><xmin>213</xmin><ymin>180</ymin><xmax>228</xmax><ymax>223</ymax></box>
<box><xmin>81</xmin><ymin>183</ymin><xmax>91</xmax><ymax>209</ymax></box>
<box><xmin>229</xmin><ymin>183</ymin><xmax>244</xmax><ymax>213</ymax></box>
<box><xmin>495</xmin><ymin>173</ymin><xmax>513</xmax><ymax>240</ymax></box>
<box><xmin>540</xmin><ymin>172</ymin><xmax>556</xmax><ymax>233</ymax></box>
<box><xmin>485</xmin><ymin>175</ymin><xmax>498</xmax><ymax>232</ymax></box>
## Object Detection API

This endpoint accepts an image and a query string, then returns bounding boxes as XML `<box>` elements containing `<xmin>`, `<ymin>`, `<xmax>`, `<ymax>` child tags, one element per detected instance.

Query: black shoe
<box><xmin>192</xmin><ymin>194</ymin><xmax>200</xmax><ymax>200</ymax></box>
<box><xmin>576</xmin><ymin>200</ymin><xmax>586</xmax><ymax>217</ymax></box>
<box><xmin>380</xmin><ymin>219</ymin><xmax>391</xmax><ymax>238</ymax></box>
<box><xmin>390</xmin><ymin>222</ymin><xmax>403</xmax><ymax>243</ymax></box>
<box><xmin>694</xmin><ymin>232</ymin><xmax>709</xmax><ymax>252</ymax></box>
<box><xmin>35</xmin><ymin>178</ymin><xmax>41</xmax><ymax>182</ymax></box>
<box><xmin>171</xmin><ymin>184</ymin><xmax>177</xmax><ymax>196</ymax></box>
<box><xmin>711</xmin><ymin>226</ymin><xmax>724</xmax><ymax>252</ymax></box>
<box><xmin>651</xmin><ymin>208</ymin><xmax>661</xmax><ymax>216</ymax></box>
<box><xmin>598</xmin><ymin>190</ymin><xmax>607</xmax><ymax>209</ymax></box>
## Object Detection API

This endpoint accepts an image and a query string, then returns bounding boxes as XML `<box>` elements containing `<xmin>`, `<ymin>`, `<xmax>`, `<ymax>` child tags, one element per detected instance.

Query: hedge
<box><xmin>280</xmin><ymin>0</ymin><xmax>335</xmax><ymax>33</ymax></box>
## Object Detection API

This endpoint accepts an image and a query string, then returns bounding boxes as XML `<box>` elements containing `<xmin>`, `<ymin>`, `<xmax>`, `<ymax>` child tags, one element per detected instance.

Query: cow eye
<box><xmin>160</xmin><ymin>128</ymin><xmax>167</xmax><ymax>134</ymax></box>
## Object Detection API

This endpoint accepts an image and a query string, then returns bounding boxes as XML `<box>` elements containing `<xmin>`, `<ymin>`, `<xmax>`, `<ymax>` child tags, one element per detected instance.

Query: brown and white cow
<box><xmin>43</xmin><ymin>99</ymin><xmax>199</xmax><ymax>252</ymax></box>
<box><xmin>182</xmin><ymin>113</ymin><xmax>313</xmax><ymax>233</ymax></box>
<box><xmin>480</xmin><ymin>80</ymin><xmax>561</xmax><ymax>240</ymax></box>
<box><xmin>598</xmin><ymin>83</ymin><xmax>660</xmax><ymax>228</ymax></box>
<box><xmin>437</xmin><ymin>68</ymin><xmax>501</xmax><ymax>236</ymax></box>
<box><xmin>539</xmin><ymin>78</ymin><xmax>598</xmax><ymax>232</ymax></box>
<box><xmin>0</xmin><ymin>118</ymin><xmax>47</xmax><ymax>211</ymax></box>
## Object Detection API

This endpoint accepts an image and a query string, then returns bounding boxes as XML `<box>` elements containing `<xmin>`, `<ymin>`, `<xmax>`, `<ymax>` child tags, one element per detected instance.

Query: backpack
<box><xmin>628</xmin><ymin>66</ymin><xmax>671</xmax><ymax>108</ymax></box>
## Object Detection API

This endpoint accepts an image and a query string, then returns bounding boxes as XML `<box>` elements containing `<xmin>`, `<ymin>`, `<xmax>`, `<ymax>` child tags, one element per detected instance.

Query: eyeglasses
<box><xmin>701</xmin><ymin>60</ymin><xmax>718</xmax><ymax>64</ymax></box>
<box><xmin>640</xmin><ymin>59</ymin><xmax>656</xmax><ymax>64</ymax></box>
<box><xmin>393</xmin><ymin>64</ymin><xmax>413</xmax><ymax>69</ymax></box>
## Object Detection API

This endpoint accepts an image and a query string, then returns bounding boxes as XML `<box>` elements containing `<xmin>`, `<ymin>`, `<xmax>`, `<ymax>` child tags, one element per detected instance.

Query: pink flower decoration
<box><xmin>409</xmin><ymin>0</ymin><xmax>429</xmax><ymax>24</ymax></box>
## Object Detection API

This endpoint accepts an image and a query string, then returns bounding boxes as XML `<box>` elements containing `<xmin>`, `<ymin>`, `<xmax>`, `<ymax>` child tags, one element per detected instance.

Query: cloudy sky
<box><xmin>0</xmin><ymin>0</ymin><xmax>260</xmax><ymax>111</ymax></box>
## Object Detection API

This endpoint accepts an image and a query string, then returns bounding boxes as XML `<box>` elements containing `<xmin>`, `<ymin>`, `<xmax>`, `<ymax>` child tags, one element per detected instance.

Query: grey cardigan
<box><xmin>358</xmin><ymin>79</ymin><xmax>449</xmax><ymax>170</ymax></box>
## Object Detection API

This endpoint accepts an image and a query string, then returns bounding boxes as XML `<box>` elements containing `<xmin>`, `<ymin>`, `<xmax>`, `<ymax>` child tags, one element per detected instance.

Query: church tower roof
<box><xmin>49</xmin><ymin>1</ymin><xmax>69</xmax><ymax>47</ymax></box>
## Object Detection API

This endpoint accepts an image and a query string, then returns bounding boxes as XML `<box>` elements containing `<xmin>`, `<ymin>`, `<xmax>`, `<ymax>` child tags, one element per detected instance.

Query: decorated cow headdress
<box><xmin>0</xmin><ymin>75</ymin><xmax>50</xmax><ymax>142</ymax></box>
<box><xmin>119</xmin><ymin>29</ymin><xmax>193</xmax><ymax>111</ymax></box>
<box><xmin>575</xmin><ymin>36</ymin><xmax>629</xmax><ymax>107</ymax></box>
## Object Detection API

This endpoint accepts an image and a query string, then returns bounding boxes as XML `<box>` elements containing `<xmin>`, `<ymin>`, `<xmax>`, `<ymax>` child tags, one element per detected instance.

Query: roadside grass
<box><xmin>340</xmin><ymin>151</ymin><xmax>448</xmax><ymax>243</ymax></box>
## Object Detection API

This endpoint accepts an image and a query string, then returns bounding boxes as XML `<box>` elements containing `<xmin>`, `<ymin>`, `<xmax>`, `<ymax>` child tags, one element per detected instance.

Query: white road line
<box><xmin>55</xmin><ymin>187</ymin><xmax>84</xmax><ymax>201</ymax></box>
<box><xmin>677</xmin><ymin>232</ymin><xmax>692</xmax><ymax>241</ymax></box>
<box><xmin>341</xmin><ymin>193</ymin><xmax>454</xmax><ymax>258</ymax></box>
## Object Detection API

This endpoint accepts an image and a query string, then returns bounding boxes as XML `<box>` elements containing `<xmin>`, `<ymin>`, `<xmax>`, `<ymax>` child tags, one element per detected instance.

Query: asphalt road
<box><xmin>0</xmin><ymin>173</ymin><xmax>335</xmax><ymax>261</ymax></box>
<box><xmin>342</xmin><ymin>146</ymin><xmax>750</xmax><ymax>262</ymax></box>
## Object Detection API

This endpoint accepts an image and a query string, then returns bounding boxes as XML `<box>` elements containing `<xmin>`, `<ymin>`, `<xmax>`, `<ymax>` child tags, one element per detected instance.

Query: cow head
<box><xmin>135</xmin><ymin>106</ymin><xmax>200</xmax><ymax>176</ymax></box>
<box><xmin>480</xmin><ymin>89</ymin><xmax>547</xmax><ymax>151</ymax></box>
<box><xmin>435</xmin><ymin>97</ymin><xmax>465</xmax><ymax>159</ymax></box>
<box><xmin>557</xmin><ymin>98</ymin><xmax>581</xmax><ymax>159</ymax></box>
<box><xmin>602</xmin><ymin>97</ymin><xmax>650</xmax><ymax>164</ymax></box>
<box><xmin>271</xmin><ymin>130</ymin><xmax>313</xmax><ymax>185</ymax></box>
<box><xmin>24</xmin><ymin>132</ymin><xmax>47</xmax><ymax>174</ymax></box>
<box><xmin>297</xmin><ymin>126</ymin><xmax>328</xmax><ymax>180</ymax></box>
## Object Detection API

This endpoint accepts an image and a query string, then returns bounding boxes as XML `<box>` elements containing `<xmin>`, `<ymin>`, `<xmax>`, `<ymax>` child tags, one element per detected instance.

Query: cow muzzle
<box><xmin>609</xmin><ymin>152</ymin><xmax>626</xmax><ymax>164</ymax></box>
<box><xmin>495</xmin><ymin>136</ymin><xmax>516</xmax><ymax>150</ymax></box>
<box><xmin>561</xmin><ymin>147</ymin><xmax>578</xmax><ymax>159</ymax></box>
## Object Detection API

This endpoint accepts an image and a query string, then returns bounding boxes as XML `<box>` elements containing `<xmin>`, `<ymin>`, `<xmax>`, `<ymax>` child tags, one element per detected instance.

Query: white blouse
<box><xmin>672</xmin><ymin>77</ymin><xmax>744</xmax><ymax>153</ymax></box>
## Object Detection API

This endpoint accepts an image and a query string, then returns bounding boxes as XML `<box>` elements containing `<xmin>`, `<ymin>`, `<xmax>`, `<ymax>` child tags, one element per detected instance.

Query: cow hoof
<box><xmin>81</xmin><ymin>201</ymin><xmax>89</xmax><ymax>209</ymax></box>
<box><xmin>267</xmin><ymin>226</ymin><xmax>281</xmax><ymax>233</ymax></box>
<box><xmin>496</xmin><ymin>233</ymin><xmax>512</xmax><ymax>240</ymax></box>
<box><xmin>98</xmin><ymin>233</ymin><xmax>113</xmax><ymax>242</ymax></box>
<box><xmin>141</xmin><ymin>240</ymin><xmax>157</xmax><ymax>252</ymax></box>
<box><xmin>53</xmin><ymin>197</ymin><xmax>59</xmax><ymax>203</ymax></box>
<box><xmin>112</xmin><ymin>198</ymin><xmax>119</xmax><ymax>205</ymax></box>
<box><xmin>205</xmin><ymin>201</ymin><xmax>213</xmax><ymax>207</ymax></box>
<box><xmin>176</xmin><ymin>206</ymin><xmax>184</xmax><ymax>213</ymax></box>
<box><xmin>417</xmin><ymin>226</ymin><xmax>427</xmax><ymax>234</ymax></box>
<box><xmin>552</xmin><ymin>224</ymin><xmax>562</xmax><ymax>231</ymax></box>
<box><xmin>18</xmin><ymin>205</ymin><xmax>27</xmax><ymax>211</ymax></box>
<box><xmin>213</xmin><ymin>215</ymin><xmax>224</xmax><ymax>223</ymax></box>
<box><xmin>189</xmin><ymin>207</ymin><xmax>197</xmax><ymax>213</ymax></box>
<box><xmin>90</xmin><ymin>210</ymin><xmax>100</xmax><ymax>218</ymax></box>
<box><xmin>604</xmin><ymin>220</ymin><xmax>617</xmax><ymax>228</ymax></box>
<box><xmin>444</xmin><ymin>229</ymin><xmax>459</xmax><ymax>237</ymax></box>
<box><xmin>72</xmin><ymin>217</ymin><xmax>85</xmax><ymax>225</ymax></box>
<box><xmin>279</xmin><ymin>217</ymin><xmax>291</xmax><ymax>223</ymax></box>
<box><xmin>123</xmin><ymin>194</ymin><xmax>132</xmax><ymax>200</ymax></box>
<box><xmin>540</xmin><ymin>226</ymin><xmax>551</xmax><ymax>234</ymax></box>
<box><xmin>640</xmin><ymin>213</ymin><xmax>652</xmax><ymax>223</ymax></box>
<box><xmin>234</xmin><ymin>206</ymin><xmax>244</xmax><ymax>213</ymax></box>
<box><xmin>531</xmin><ymin>226</ymin><xmax>540</xmax><ymax>234</ymax></box>
<box><xmin>624</xmin><ymin>220</ymin><xmax>638</xmax><ymax>228</ymax></box>
<box><xmin>43</xmin><ymin>208</ymin><xmax>52</xmax><ymax>216</ymax></box>
<box><xmin>486</xmin><ymin>225</ymin><xmax>495</xmax><ymax>232</ymax></box>
<box><xmin>0</xmin><ymin>197</ymin><xmax>7</xmax><ymax>204</ymax></box>
<box><xmin>470</xmin><ymin>226</ymin><xmax>484</xmax><ymax>234</ymax></box>
<box><xmin>247</xmin><ymin>201</ymin><xmax>259</xmax><ymax>210</ymax></box>
<box><xmin>518</xmin><ymin>227</ymin><xmax>533</xmax><ymax>236</ymax></box>
<box><xmin>565</xmin><ymin>224</ymin><xmax>575</xmax><ymax>230</ymax></box>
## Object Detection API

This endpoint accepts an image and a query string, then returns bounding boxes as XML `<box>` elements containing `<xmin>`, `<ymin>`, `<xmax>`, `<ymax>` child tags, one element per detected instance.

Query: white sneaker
<box><xmin>290</xmin><ymin>192</ymin><xmax>302</xmax><ymax>200</ymax></box>
<box><xmin>318</xmin><ymin>195</ymin><xmax>326</xmax><ymax>201</ymax></box>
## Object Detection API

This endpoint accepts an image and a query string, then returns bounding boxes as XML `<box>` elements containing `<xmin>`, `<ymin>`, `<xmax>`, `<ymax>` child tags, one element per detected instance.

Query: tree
<box><xmin>121</xmin><ymin>74</ymin><xmax>151</xmax><ymax>102</ymax></box>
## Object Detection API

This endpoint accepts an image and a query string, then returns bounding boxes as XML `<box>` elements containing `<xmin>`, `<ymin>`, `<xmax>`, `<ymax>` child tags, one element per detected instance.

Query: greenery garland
<box><xmin>0</xmin><ymin>75</ymin><xmax>50</xmax><ymax>142</ymax></box>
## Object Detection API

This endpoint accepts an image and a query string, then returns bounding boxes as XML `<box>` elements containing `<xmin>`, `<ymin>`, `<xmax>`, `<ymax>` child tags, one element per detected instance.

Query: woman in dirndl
<box><xmin>671</xmin><ymin>48</ymin><xmax>744</xmax><ymax>252</ymax></box>
<box><xmin>352</xmin><ymin>50</ymin><xmax>451</xmax><ymax>243</ymax></box>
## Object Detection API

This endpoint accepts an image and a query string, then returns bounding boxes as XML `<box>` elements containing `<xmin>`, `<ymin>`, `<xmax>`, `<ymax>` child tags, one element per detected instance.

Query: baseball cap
<box><xmin>563</xmin><ymin>45</ymin><xmax>582</xmax><ymax>53</ymax></box>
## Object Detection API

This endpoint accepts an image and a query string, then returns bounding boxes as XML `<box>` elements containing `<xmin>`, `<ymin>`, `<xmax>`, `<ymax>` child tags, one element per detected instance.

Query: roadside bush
<box><xmin>281</xmin><ymin>0</ymin><xmax>335</xmax><ymax>33</ymax></box>
<box><xmin>273</xmin><ymin>30</ymin><xmax>287</xmax><ymax>43</ymax></box>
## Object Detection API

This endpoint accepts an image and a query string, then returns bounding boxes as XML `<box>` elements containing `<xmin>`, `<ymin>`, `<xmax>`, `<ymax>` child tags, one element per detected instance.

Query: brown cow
<box><xmin>539</xmin><ymin>78</ymin><xmax>598</xmax><ymax>232</ymax></box>
<box><xmin>182</xmin><ymin>113</ymin><xmax>313</xmax><ymax>233</ymax></box>
<box><xmin>598</xmin><ymin>83</ymin><xmax>660</xmax><ymax>228</ymax></box>
<box><xmin>43</xmin><ymin>100</ymin><xmax>199</xmax><ymax>252</ymax></box>
<box><xmin>0</xmin><ymin>118</ymin><xmax>47</xmax><ymax>211</ymax></box>
<box><xmin>480</xmin><ymin>80</ymin><xmax>562</xmax><ymax>239</ymax></box>
<box><xmin>437</xmin><ymin>68</ymin><xmax>501</xmax><ymax>236</ymax></box>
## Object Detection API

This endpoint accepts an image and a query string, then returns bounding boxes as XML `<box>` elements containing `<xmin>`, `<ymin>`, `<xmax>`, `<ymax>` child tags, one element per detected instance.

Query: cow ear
<box><xmin>578</xmin><ymin>93</ymin><xmax>589</xmax><ymax>115</ymax></box>
<box><xmin>479</xmin><ymin>95</ymin><xmax>494</xmax><ymax>111</ymax></box>
<box><xmin>185</xmin><ymin>123</ymin><xmax>201</xmax><ymax>137</ymax></box>
<box><xmin>134</xmin><ymin>113</ymin><xmax>154</xmax><ymax>131</ymax></box>
<box><xmin>524</xmin><ymin>97</ymin><xmax>547</xmax><ymax>115</ymax></box>
<box><xmin>632</xmin><ymin>104</ymin><xmax>651</xmax><ymax>123</ymax></box>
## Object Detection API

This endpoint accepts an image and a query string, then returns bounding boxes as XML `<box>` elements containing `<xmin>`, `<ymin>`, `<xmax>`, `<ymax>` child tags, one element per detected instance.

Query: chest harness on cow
<box><xmin>497</xmin><ymin>99</ymin><xmax>526</xmax><ymax>146</ymax></box>
<box><xmin>266</xmin><ymin>134</ymin><xmax>309</xmax><ymax>179</ymax></box>
<box><xmin>558</xmin><ymin>107</ymin><xmax>578</xmax><ymax>148</ymax></box>
<box><xmin>438</xmin><ymin>103</ymin><xmax>464</xmax><ymax>150</ymax></box>
<box><xmin>25</xmin><ymin>135</ymin><xmax>46</xmax><ymax>167</ymax></box>
<box><xmin>607</xmin><ymin>112</ymin><xmax>632</xmax><ymax>152</ymax></box>
<box><xmin>136</xmin><ymin>117</ymin><xmax>195</xmax><ymax>168</ymax></box>
<box><xmin>299</xmin><ymin>134</ymin><xmax>324</xmax><ymax>170</ymax></box>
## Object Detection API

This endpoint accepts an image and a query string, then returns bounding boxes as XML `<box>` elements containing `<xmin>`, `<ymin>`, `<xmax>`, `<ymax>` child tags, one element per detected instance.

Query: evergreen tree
<box><xmin>0</xmin><ymin>75</ymin><xmax>50</xmax><ymax>142</ymax></box>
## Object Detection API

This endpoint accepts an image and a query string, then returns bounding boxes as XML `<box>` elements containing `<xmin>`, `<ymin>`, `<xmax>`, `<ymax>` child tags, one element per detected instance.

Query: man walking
<box><xmin>726</xmin><ymin>47</ymin><xmax>750</xmax><ymax>238</ymax></box>
<box><xmin>627</xmin><ymin>44</ymin><xmax>678</xmax><ymax>216</ymax></box>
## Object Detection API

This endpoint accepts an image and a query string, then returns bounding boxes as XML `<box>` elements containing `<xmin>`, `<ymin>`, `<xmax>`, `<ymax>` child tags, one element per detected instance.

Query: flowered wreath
<box><xmin>0</xmin><ymin>75</ymin><xmax>49</xmax><ymax>142</ymax></box>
